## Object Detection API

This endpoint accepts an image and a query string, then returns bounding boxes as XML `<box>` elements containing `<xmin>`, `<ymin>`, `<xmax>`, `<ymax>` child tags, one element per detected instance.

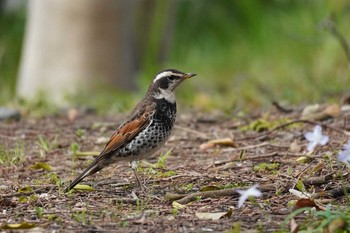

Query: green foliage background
<box><xmin>0</xmin><ymin>0</ymin><xmax>349</xmax><ymax>113</ymax></box>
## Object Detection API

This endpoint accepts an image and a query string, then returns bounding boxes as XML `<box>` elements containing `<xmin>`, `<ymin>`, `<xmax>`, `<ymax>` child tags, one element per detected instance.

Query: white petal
<box><xmin>304</xmin><ymin>132</ymin><xmax>315</xmax><ymax>142</ymax></box>
<box><xmin>307</xmin><ymin>141</ymin><xmax>317</xmax><ymax>152</ymax></box>
<box><xmin>314</xmin><ymin>125</ymin><xmax>322</xmax><ymax>135</ymax></box>
<box><xmin>238</xmin><ymin>194</ymin><xmax>247</xmax><ymax>208</ymax></box>
<box><xmin>338</xmin><ymin>150</ymin><xmax>350</xmax><ymax>166</ymax></box>
<box><xmin>236</xmin><ymin>184</ymin><xmax>262</xmax><ymax>208</ymax></box>
<box><xmin>246</xmin><ymin>185</ymin><xmax>262</xmax><ymax>197</ymax></box>
<box><xmin>319</xmin><ymin>135</ymin><xmax>329</xmax><ymax>145</ymax></box>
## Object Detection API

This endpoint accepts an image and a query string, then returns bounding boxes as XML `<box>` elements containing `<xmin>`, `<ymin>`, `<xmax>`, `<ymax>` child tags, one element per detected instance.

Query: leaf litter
<box><xmin>0</xmin><ymin>104</ymin><xmax>350</xmax><ymax>232</ymax></box>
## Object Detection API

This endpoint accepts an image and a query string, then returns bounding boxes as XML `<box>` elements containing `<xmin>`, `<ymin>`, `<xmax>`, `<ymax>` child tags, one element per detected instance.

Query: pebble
<box><xmin>0</xmin><ymin>107</ymin><xmax>21</xmax><ymax>121</ymax></box>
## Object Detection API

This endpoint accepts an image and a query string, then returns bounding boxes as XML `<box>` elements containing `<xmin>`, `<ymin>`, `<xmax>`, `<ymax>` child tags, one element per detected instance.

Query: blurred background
<box><xmin>0</xmin><ymin>0</ymin><xmax>350</xmax><ymax>115</ymax></box>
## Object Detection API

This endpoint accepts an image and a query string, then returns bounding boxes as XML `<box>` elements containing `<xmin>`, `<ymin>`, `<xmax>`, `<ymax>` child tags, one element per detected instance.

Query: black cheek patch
<box><xmin>159</xmin><ymin>78</ymin><xmax>169</xmax><ymax>89</ymax></box>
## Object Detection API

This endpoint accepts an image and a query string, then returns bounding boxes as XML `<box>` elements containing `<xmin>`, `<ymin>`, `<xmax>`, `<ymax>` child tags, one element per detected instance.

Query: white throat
<box><xmin>154</xmin><ymin>88</ymin><xmax>176</xmax><ymax>103</ymax></box>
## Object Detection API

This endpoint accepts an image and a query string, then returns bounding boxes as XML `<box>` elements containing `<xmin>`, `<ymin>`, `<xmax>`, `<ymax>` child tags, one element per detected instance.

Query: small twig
<box><xmin>247</xmin><ymin>152</ymin><xmax>322</xmax><ymax>160</ymax></box>
<box><xmin>304</xmin><ymin>173</ymin><xmax>334</xmax><ymax>186</ymax></box>
<box><xmin>166</xmin><ymin>184</ymin><xmax>275</xmax><ymax>205</ymax></box>
<box><xmin>106</xmin><ymin>182</ymin><xmax>132</xmax><ymax>187</ymax></box>
<box><xmin>165</xmin><ymin>193</ymin><xmax>187</xmax><ymax>201</ymax></box>
<box><xmin>214</xmin><ymin>152</ymin><xmax>321</xmax><ymax>168</ymax></box>
<box><xmin>272</xmin><ymin>101</ymin><xmax>294</xmax><ymax>113</ymax></box>
<box><xmin>294</xmin><ymin>162</ymin><xmax>316</xmax><ymax>187</ymax></box>
<box><xmin>166</xmin><ymin>188</ymin><xmax>239</xmax><ymax>204</ymax></box>
<box><xmin>149</xmin><ymin>173</ymin><xmax>201</xmax><ymax>182</ymax></box>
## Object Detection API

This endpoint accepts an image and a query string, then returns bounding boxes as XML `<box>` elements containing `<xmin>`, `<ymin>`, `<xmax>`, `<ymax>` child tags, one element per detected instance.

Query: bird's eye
<box><xmin>168</xmin><ymin>76</ymin><xmax>177</xmax><ymax>81</ymax></box>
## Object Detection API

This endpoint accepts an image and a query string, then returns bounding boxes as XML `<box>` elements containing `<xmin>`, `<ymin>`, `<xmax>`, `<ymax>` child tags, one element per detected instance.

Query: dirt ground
<box><xmin>0</xmin><ymin>106</ymin><xmax>349</xmax><ymax>232</ymax></box>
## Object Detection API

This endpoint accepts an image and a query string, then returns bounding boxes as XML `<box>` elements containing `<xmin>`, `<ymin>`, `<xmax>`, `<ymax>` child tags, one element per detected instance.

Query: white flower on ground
<box><xmin>304</xmin><ymin>125</ymin><xmax>329</xmax><ymax>152</ymax></box>
<box><xmin>338</xmin><ymin>139</ymin><xmax>350</xmax><ymax>167</ymax></box>
<box><xmin>236</xmin><ymin>184</ymin><xmax>262</xmax><ymax>208</ymax></box>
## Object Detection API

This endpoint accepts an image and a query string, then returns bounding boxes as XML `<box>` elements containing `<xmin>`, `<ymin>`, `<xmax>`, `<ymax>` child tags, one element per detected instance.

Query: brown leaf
<box><xmin>0</xmin><ymin>198</ymin><xmax>16</xmax><ymax>207</ymax></box>
<box><xmin>301</xmin><ymin>104</ymin><xmax>341</xmax><ymax>121</ymax></box>
<box><xmin>323</xmin><ymin>104</ymin><xmax>341</xmax><ymax>118</ymax></box>
<box><xmin>295</xmin><ymin>198</ymin><xmax>323</xmax><ymax>210</ymax></box>
<box><xmin>200</xmin><ymin>138</ymin><xmax>236</xmax><ymax>150</ymax></box>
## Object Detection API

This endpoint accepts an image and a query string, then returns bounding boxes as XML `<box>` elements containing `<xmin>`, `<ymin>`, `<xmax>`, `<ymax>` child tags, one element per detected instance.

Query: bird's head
<box><xmin>149</xmin><ymin>69</ymin><xmax>196</xmax><ymax>103</ymax></box>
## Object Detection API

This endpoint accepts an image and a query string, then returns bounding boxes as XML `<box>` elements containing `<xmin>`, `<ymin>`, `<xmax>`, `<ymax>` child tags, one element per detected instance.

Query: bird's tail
<box><xmin>64</xmin><ymin>161</ymin><xmax>103</xmax><ymax>192</ymax></box>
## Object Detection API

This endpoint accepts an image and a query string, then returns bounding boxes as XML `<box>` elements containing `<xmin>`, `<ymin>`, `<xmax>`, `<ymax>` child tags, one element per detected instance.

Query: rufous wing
<box><xmin>98</xmin><ymin>105</ymin><xmax>155</xmax><ymax>158</ymax></box>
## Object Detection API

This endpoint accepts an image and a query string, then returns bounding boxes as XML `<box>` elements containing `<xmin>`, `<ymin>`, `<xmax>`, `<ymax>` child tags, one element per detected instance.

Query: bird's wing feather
<box><xmin>98</xmin><ymin>103</ymin><xmax>155</xmax><ymax>158</ymax></box>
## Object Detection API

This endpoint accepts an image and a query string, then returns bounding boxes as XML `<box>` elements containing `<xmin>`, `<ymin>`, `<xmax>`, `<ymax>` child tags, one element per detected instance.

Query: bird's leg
<box><xmin>130</xmin><ymin>160</ymin><xmax>144</xmax><ymax>192</ymax></box>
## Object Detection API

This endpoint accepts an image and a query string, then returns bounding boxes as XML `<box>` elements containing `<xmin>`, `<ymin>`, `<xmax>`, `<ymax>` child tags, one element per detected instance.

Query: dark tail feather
<box><xmin>64</xmin><ymin>161</ymin><xmax>103</xmax><ymax>192</ymax></box>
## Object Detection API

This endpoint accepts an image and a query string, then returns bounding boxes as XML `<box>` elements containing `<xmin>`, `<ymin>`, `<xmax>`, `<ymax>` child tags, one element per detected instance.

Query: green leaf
<box><xmin>35</xmin><ymin>206</ymin><xmax>43</xmax><ymax>219</ymax></box>
<box><xmin>296</xmin><ymin>180</ymin><xmax>305</xmax><ymax>192</ymax></box>
<box><xmin>18</xmin><ymin>186</ymin><xmax>33</xmax><ymax>193</ymax></box>
<box><xmin>155</xmin><ymin>148</ymin><xmax>172</xmax><ymax>168</ymax></box>
<box><xmin>18</xmin><ymin>196</ymin><xmax>28</xmax><ymax>203</ymax></box>
<box><xmin>73</xmin><ymin>184</ymin><xmax>94</xmax><ymax>191</ymax></box>
<box><xmin>200</xmin><ymin>185</ymin><xmax>221</xmax><ymax>192</ymax></box>
<box><xmin>31</xmin><ymin>162</ymin><xmax>52</xmax><ymax>171</ymax></box>
<box><xmin>253</xmin><ymin>162</ymin><xmax>280</xmax><ymax>172</ymax></box>
<box><xmin>70</xmin><ymin>142</ymin><xmax>79</xmax><ymax>154</ymax></box>
<box><xmin>172</xmin><ymin>201</ymin><xmax>187</xmax><ymax>210</ymax></box>
<box><xmin>1</xmin><ymin>222</ymin><xmax>36</xmax><ymax>229</ymax></box>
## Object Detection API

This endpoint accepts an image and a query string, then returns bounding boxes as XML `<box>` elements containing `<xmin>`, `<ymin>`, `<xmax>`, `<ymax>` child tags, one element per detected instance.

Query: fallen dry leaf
<box><xmin>290</xmin><ymin>217</ymin><xmax>299</xmax><ymax>233</ymax></box>
<box><xmin>323</xmin><ymin>104</ymin><xmax>341</xmax><ymax>118</ymax></box>
<box><xmin>301</xmin><ymin>104</ymin><xmax>341</xmax><ymax>121</ymax></box>
<box><xmin>295</xmin><ymin>198</ymin><xmax>325</xmax><ymax>211</ymax></box>
<box><xmin>195</xmin><ymin>208</ymin><xmax>233</xmax><ymax>220</ymax></box>
<box><xmin>199</xmin><ymin>137</ymin><xmax>236</xmax><ymax>150</ymax></box>
<box><xmin>289</xmin><ymin>189</ymin><xmax>312</xmax><ymax>199</ymax></box>
<box><xmin>301</xmin><ymin>104</ymin><xmax>320</xmax><ymax>117</ymax></box>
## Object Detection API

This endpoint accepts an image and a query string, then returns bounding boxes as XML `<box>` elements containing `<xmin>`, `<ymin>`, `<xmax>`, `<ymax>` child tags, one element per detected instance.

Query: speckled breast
<box><xmin>117</xmin><ymin>100</ymin><xmax>176</xmax><ymax>160</ymax></box>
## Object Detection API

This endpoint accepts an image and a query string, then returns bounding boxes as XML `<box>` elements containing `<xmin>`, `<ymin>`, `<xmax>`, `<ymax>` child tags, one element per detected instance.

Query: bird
<box><xmin>65</xmin><ymin>69</ymin><xmax>196</xmax><ymax>192</ymax></box>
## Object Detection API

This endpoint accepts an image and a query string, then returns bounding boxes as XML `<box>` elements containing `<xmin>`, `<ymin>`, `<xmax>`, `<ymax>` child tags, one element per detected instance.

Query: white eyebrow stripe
<box><xmin>153</xmin><ymin>71</ymin><xmax>183</xmax><ymax>83</ymax></box>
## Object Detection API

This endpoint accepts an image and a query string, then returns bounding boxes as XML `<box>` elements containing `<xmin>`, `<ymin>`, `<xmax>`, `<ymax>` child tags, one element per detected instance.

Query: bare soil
<box><xmin>0</xmin><ymin>107</ymin><xmax>349</xmax><ymax>232</ymax></box>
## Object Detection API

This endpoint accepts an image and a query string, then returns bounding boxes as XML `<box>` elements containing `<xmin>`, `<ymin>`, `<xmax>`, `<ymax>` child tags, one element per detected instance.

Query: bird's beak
<box><xmin>183</xmin><ymin>73</ymin><xmax>197</xmax><ymax>79</ymax></box>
